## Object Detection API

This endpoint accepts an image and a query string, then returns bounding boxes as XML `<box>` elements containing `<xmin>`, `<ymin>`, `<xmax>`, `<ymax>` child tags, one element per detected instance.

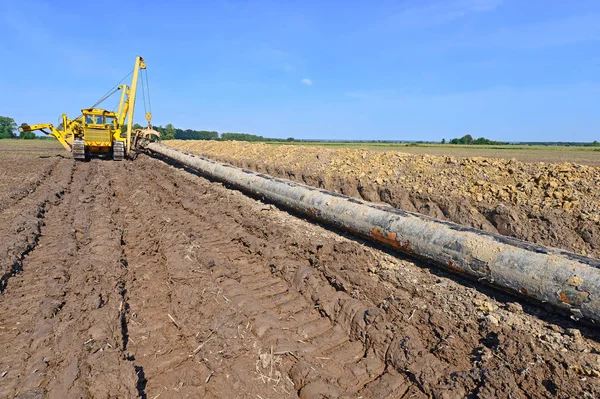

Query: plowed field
<box><xmin>1</xmin><ymin>141</ymin><xmax>599</xmax><ymax>398</ymax></box>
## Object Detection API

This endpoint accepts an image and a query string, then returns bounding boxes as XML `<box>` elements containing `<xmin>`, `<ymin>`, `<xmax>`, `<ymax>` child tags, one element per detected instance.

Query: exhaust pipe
<box><xmin>143</xmin><ymin>142</ymin><xmax>600</xmax><ymax>323</ymax></box>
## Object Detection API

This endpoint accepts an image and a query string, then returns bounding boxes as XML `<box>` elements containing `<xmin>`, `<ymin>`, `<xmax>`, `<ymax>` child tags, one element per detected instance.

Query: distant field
<box><xmin>0</xmin><ymin>138</ymin><xmax>62</xmax><ymax>151</ymax></box>
<box><xmin>2</xmin><ymin>138</ymin><xmax>598</xmax><ymax>166</ymax></box>
<box><xmin>267</xmin><ymin>142</ymin><xmax>600</xmax><ymax>166</ymax></box>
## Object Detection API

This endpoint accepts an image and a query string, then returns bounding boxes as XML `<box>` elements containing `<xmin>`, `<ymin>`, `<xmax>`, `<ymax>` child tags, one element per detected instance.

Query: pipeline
<box><xmin>142</xmin><ymin>141</ymin><xmax>600</xmax><ymax>323</ymax></box>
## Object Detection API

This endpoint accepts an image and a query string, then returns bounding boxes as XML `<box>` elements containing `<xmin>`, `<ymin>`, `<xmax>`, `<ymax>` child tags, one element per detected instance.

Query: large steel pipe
<box><xmin>144</xmin><ymin>142</ymin><xmax>600</xmax><ymax>323</ymax></box>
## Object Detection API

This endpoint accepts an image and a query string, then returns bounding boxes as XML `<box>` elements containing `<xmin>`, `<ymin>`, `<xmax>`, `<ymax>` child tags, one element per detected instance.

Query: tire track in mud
<box><xmin>111</xmin><ymin>159</ymin><xmax>369</xmax><ymax>397</ymax></box>
<box><xmin>2</xmin><ymin>154</ymin><xmax>599</xmax><ymax>398</ymax></box>
<box><xmin>0</xmin><ymin>157</ymin><xmax>63</xmax><ymax>213</ymax></box>
<box><xmin>119</xmin><ymin>154</ymin><xmax>600</xmax><ymax>399</ymax></box>
<box><xmin>120</xmin><ymin>163</ymin><xmax>412</xmax><ymax>397</ymax></box>
<box><xmin>111</xmin><ymin>161</ymin><xmax>256</xmax><ymax>398</ymax></box>
<box><xmin>131</xmin><ymin>166</ymin><xmax>403</xmax><ymax>396</ymax></box>
<box><xmin>0</xmin><ymin>158</ymin><xmax>73</xmax><ymax>292</ymax></box>
<box><xmin>0</xmin><ymin>161</ymin><xmax>139</xmax><ymax>398</ymax></box>
<box><xmin>123</xmin><ymin>156</ymin><xmax>443</xmax><ymax>398</ymax></box>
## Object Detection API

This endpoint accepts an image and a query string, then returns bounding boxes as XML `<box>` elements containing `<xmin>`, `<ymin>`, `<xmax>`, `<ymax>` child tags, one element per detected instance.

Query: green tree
<box><xmin>120</xmin><ymin>123</ymin><xmax>145</xmax><ymax>134</ymax></box>
<box><xmin>164</xmin><ymin>123</ymin><xmax>176</xmax><ymax>140</ymax></box>
<box><xmin>175</xmin><ymin>129</ymin><xmax>218</xmax><ymax>140</ymax></box>
<box><xmin>221</xmin><ymin>132</ymin><xmax>265</xmax><ymax>141</ymax></box>
<box><xmin>19</xmin><ymin>131</ymin><xmax>36</xmax><ymax>139</ymax></box>
<box><xmin>460</xmin><ymin>134</ymin><xmax>473</xmax><ymax>144</ymax></box>
<box><xmin>441</xmin><ymin>138</ymin><xmax>446</xmax><ymax>144</ymax></box>
<box><xmin>448</xmin><ymin>134</ymin><xmax>506</xmax><ymax>145</ymax></box>
<box><xmin>19</xmin><ymin>123</ymin><xmax>36</xmax><ymax>139</ymax></box>
<box><xmin>0</xmin><ymin>116</ymin><xmax>17</xmax><ymax>139</ymax></box>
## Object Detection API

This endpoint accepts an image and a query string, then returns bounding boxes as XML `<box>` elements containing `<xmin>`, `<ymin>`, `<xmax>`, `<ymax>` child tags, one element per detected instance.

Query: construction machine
<box><xmin>19</xmin><ymin>56</ymin><xmax>159</xmax><ymax>161</ymax></box>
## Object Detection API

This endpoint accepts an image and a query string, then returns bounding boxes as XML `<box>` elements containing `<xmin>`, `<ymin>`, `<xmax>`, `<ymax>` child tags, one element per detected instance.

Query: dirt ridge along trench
<box><xmin>0</xmin><ymin>154</ymin><xmax>599</xmax><ymax>398</ymax></box>
<box><xmin>165</xmin><ymin>140</ymin><xmax>600</xmax><ymax>258</ymax></box>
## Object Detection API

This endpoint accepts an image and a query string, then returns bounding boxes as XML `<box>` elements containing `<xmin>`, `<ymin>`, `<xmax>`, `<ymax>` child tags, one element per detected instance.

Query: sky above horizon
<box><xmin>1</xmin><ymin>0</ymin><xmax>599</xmax><ymax>142</ymax></box>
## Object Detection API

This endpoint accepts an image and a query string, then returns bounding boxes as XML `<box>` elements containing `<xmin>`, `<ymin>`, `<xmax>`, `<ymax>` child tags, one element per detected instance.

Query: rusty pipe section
<box><xmin>144</xmin><ymin>142</ymin><xmax>600</xmax><ymax>323</ymax></box>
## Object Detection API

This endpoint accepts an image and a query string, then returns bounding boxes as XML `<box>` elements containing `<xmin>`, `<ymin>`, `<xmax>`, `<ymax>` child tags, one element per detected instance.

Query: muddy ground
<box><xmin>166</xmin><ymin>140</ymin><xmax>600</xmax><ymax>258</ymax></box>
<box><xmin>0</xmin><ymin>144</ymin><xmax>599</xmax><ymax>398</ymax></box>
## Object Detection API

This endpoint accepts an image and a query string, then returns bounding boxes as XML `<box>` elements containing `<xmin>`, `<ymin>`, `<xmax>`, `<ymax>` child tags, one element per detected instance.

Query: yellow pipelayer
<box><xmin>19</xmin><ymin>56</ymin><xmax>154</xmax><ymax>161</ymax></box>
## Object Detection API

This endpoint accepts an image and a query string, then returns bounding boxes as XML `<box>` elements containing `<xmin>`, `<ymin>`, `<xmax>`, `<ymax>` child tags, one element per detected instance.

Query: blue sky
<box><xmin>1</xmin><ymin>0</ymin><xmax>599</xmax><ymax>142</ymax></box>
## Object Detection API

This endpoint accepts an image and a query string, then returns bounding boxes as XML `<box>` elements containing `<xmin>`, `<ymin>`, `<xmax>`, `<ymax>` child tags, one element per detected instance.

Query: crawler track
<box><xmin>1</xmin><ymin>154</ymin><xmax>599</xmax><ymax>398</ymax></box>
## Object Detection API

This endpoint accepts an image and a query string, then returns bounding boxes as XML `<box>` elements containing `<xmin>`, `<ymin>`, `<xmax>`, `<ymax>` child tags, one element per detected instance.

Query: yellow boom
<box><xmin>19</xmin><ymin>121</ymin><xmax>73</xmax><ymax>152</ymax></box>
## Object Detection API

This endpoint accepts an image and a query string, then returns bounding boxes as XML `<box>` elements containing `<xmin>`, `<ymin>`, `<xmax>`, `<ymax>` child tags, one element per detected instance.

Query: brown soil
<box><xmin>166</xmin><ymin>140</ymin><xmax>600</xmax><ymax>258</ymax></box>
<box><xmin>1</xmin><ymin>149</ymin><xmax>599</xmax><ymax>398</ymax></box>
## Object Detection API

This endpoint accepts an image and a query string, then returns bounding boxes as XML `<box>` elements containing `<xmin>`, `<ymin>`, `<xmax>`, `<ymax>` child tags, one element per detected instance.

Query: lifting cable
<box><xmin>72</xmin><ymin>69</ymin><xmax>134</xmax><ymax>121</ymax></box>
<box><xmin>145</xmin><ymin>69</ymin><xmax>152</xmax><ymax>115</ymax></box>
<box><xmin>91</xmin><ymin>87</ymin><xmax>120</xmax><ymax>109</ymax></box>
<box><xmin>141</xmin><ymin>71</ymin><xmax>147</xmax><ymax>116</ymax></box>
<box><xmin>140</xmin><ymin>68</ymin><xmax>152</xmax><ymax>124</ymax></box>
<box><xmin>75</xmin><ymin>66</ymin><xmax>152</xmax><ymax>123</ymax></box>
<box><xmin>90</xmin><ymin>69</ymin><xmax>134</xmax><ymax>109</ymax></box>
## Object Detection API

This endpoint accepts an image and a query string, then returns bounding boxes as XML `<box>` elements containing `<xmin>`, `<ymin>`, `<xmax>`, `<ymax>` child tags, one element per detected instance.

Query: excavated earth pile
<box><xmin>166</xmin><ymin>140</ymin><xmax>600</xmax><ymax>259</ymax></box>
<box><xmin>0</xmin><ymin>142</ymin><xmax>599</xmax><ymax>398</ymax></box>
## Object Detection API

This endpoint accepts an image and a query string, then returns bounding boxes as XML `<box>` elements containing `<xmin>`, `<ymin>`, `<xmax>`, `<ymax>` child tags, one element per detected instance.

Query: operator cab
<box><xmin>82</xmin><ymin>108</ymin><xmax>117</xmax><ymax>128</ymax></box>
<box><xmin>81</xmin><ymin>108</ymin><xmax>119</xmax><ymax>151</ymax></box>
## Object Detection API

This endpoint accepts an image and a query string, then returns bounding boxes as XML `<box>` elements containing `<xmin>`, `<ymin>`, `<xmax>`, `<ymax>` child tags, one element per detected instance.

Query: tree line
<box><xmin>150</xmin><ymin>124</ymin><xmax>295</xmax><ymax>142</ymax></box>
<box><xmin>1</xmin><ymin>116</ymin><xmax>284</xmax><ymax>142</ymax></box>
<box><xmin>443</xmin><ymin>134</ymin><xmax>507</xmax><ymax>145</ymax></box>
<box><xmin>442</xmin><ymin>134</ymin><xmax>600</xmax><ymax>146</ymax></box>
<box><xmin>2</xmin><ymin>115</ymin><xmax>599</xmax><ymax>146</ymax></box>
<box><xmin>127</xmin><ymin>123</ymin><xmax>285</xmax><ymax>142</ymax></box>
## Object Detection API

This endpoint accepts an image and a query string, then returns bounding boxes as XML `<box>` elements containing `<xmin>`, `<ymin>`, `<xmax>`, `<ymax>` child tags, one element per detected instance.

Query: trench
<box><xmin>142</xmin><ymin>142</ymin><xmax>600</xmax><ymax>326</ymax></box>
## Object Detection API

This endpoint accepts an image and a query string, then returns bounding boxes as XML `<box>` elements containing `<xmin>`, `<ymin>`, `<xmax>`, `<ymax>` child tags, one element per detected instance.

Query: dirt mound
<box><xmin>166</xmin><ymin>140</ymin><xmax>600</xmax><ymax>258</ymax></box>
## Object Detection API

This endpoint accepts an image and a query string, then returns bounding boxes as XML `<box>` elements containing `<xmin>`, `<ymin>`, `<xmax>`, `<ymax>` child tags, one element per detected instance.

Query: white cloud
<box><xmin>301</xmin><ymin>78</ymin><xmax>313</xmax><ymax>86</ymax></box>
